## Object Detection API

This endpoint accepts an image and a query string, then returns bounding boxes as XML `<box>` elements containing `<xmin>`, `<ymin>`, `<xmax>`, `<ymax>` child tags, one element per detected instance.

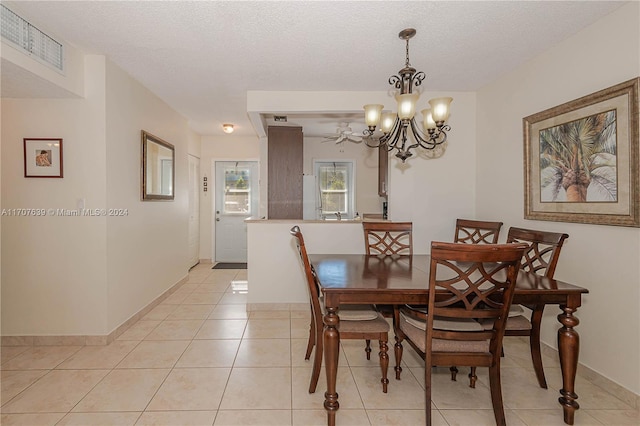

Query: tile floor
<box><xmin>1</xmin><ymin>264</ymin><xmax>638</xmax><ymax>425</ymax></box>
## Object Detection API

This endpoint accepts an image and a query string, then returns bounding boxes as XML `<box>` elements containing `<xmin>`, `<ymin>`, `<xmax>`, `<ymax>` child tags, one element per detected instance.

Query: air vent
<box><xmin>1</xmin><ymin>4</ymin><xmax>63</xmax><ymax>71</ymax></box>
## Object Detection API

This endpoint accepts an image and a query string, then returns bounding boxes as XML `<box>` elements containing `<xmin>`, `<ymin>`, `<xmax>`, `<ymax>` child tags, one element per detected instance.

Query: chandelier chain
<box><xmin>405</xmin><ymin>38</ymin><xmax>411</xmax><ymax>68</ymax></box>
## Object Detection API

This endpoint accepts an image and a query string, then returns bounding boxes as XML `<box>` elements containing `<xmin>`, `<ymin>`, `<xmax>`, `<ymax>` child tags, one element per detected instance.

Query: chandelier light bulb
<box><xmin>364</xmin><ymin>104</ymin><xmax>384</xmax><ymax>127</ymax></box>
<box><xmin>380</xmin><ymin>112</ymin><xmax>396</xmax><ymax>133</ymax></box>
<box><xmin>396</xmin><ymin>93</ymin><xmax>419</xmax><ymax>120</ymax></box>
<box><xmin>421</xmin><ymin>109</ymin><xmax>437</xmax><ymax>130</ymax></box>
<box><xmin>428</xmin><ymin>97</ymin><xmax>453</xmax><ymax>123</ymax></box>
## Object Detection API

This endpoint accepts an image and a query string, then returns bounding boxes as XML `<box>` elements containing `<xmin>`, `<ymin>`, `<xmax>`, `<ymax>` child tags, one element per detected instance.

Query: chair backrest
<box><xmin>426</xmin><ymin>241</ymin><xmax>528</xmax><ymax>354</ymax></box>
<box><xmin>454</xmin><ymin>219</ymin><xmax>503</xmax><ymax>244</ymax></box>
<box><xmin>506</xmin><ymin>227</ymin><xmax>569</xmax><ymax>278</ymax></box>
<box><xmin>290</xmin><ymin>226</ymin><xmax>322</xmax><ymax>322</ymax></box>
<box><xmin>362</xmin><ymin>221</ymin><xmax>413</xmax><ymax>255</ymax></box>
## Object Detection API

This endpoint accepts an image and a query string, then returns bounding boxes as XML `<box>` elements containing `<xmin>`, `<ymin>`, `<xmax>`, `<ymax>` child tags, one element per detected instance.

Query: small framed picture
<box><xmin>24</xmin><ymin>138</ymin><xmax>63</xmax><ymax>178</ymax></box>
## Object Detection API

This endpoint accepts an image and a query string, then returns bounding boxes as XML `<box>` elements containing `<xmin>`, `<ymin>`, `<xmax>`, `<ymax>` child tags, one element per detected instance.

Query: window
<box><xmin>223</xmin><ymin>165</ymin><xmax>251</xmax><ymax>214</ymax></box>
<box><xmin>315</xmin><ymin>161</ymin><xmax>355</xmax><ymax>219</ymax></box>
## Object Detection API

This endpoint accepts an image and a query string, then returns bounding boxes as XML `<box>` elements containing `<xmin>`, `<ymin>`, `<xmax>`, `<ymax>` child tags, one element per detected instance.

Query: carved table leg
<box><xmin>323</xmin><ymin>306</ymin><xmax>340</xmax><ymax>426</ymax></box>
<box><xmin>379</xmin><ymin>339</ymin><xmax>389</xmax><ymax>393</ymax></box>
<box><xmin>557</xmin><ymin>304</ymin><xmax>580</xmax><ymax>425</ymax></box>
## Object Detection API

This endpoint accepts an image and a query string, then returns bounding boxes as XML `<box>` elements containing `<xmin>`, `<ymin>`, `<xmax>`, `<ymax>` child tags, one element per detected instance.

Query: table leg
<box><xmin>557</xmin><ymin>304</ymin><xmax>580</xmax><ymax>425</ymax></box>
<box><xmin>323</xmin><ymin>306</ymin><xmax>340</xmax><ymax>426</ymax></box>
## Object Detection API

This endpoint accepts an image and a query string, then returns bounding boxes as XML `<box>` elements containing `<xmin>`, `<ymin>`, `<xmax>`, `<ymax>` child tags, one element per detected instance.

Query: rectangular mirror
<box><xmin>141</xmin><ymin>130</ymin><xmax>175</xmax><ymax>201</ymax></box>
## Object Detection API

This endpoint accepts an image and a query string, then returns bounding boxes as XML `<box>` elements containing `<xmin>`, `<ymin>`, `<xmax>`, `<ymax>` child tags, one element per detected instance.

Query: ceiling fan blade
<box><xmin>335</xmin><ymin>135</ymin><xmax>346</xmax><ymax>144</ymax></box>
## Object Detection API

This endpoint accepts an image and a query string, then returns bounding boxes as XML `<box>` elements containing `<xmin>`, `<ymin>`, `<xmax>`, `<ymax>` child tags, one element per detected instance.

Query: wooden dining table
<box><xmin>309</xmin><ymin>253</ymin><xmax>589</xmax><ymax>426</ymax></box>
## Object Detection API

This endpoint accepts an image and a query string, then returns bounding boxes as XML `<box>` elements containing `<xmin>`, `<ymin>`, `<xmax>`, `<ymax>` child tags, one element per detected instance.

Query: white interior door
<box><xmin>215</xmin><ymin>161</ymin><xmax>259</xmax><ymax>262</ymax></box>
<box><xmin>188</xmin><ymin>155</ymin><xmax>200</xmax><ymax>268</ymax></box>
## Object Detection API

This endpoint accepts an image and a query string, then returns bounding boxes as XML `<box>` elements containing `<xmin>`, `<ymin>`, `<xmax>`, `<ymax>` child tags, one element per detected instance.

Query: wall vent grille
<box><xmin>1</xmin><ymin>4</ymin><xmax>63</xmax><ymax>71</ymax></box>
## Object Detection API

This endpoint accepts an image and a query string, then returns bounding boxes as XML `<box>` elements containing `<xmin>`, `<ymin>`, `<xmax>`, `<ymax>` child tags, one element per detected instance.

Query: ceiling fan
<box><xmin>321</xmin><ymin>122</ymin><xmax>363</xmax><ymax>144</ymax></box>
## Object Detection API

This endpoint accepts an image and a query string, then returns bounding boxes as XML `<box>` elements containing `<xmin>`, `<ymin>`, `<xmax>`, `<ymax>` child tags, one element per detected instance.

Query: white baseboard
<box><xmin>1</xmin><ymin>274</ymin><xmax>190</xmax><ymax>347</ymax></box>
<box><xmin>541</xmin><ymin>342</ymin><xmax>639</xmax><ymax>410</ymax></box>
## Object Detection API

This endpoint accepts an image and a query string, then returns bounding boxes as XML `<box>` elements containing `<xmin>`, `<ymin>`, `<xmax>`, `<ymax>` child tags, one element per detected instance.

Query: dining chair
<box><xmin>449</xmin><ymin>218</ymin><xmax>503</xmax><ymax>382</ymax></box>
<box><xmin>363</xmin><ymin>221</ymin><xmax>413</xmax><ymax>255</ymax></box>
<box><xmin>393</xmin><ymin>241</ymin><xmax>528</xmax><ymax>426</ymax></box>
<box><xmin>462</xmin><ymin>227</ymin><xmax>570</xmax><ymax>389</ymax></box>
<box><xmin>362</xmin><ymin>221</ymin><xmax>413</xmax><ymax>343</ymax></box>
<box><xmin>454</xmin><ymin>218</ymin><xmax>503</xmax><ymax>244</ymax></box>
<box><xmin>499</xmin><ymin>226</ymin><xmax>569</xmax><ymax>389</ymax></box>
<box><xmin>290</xmin><ymin>225</ymin><xmax>391</xmax><ymax>393</ymax></box>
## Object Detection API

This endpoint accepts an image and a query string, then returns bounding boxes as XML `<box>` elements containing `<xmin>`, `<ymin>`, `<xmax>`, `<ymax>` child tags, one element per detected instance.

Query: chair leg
<box><xmin>308</xmin><ymin>325</ymin><xmax>323</xmax><ymax>394</ymax></box>
<box><xmin>392</xmin><ymin>306</ymin><xmax>403</xmax><ymax>380</ymax></box>
<box><xmin>468</xmin><ymin>367</ymin><xmax>477</xmax><ymax>388</ymax></box>
<box><xmin>425</xmin><ymin>356</ymin><xmax>432</xmax><ymax>426</ymax></box>
<box><xmin>378</xmin><ymin>339</ymin><xmax>389</xmax><ymax>393</ymax></box>
<box><xmin>530</xmin><ymin>305</ymin><xmax>548</xmax><ymax>388</ymax></box>
<box><xmin>450</xmin><ymin>366</ymin><xmax>458</xmax><ymax>381</ymax></box>
<box><xmin>394</xmin><ymin>334</ymin><xmax>403</xmax><ymax>380</ymax></box>
<box><xmin>488</xmin><ymin>362</ymin><xmax>507</xmax><ymax>426</ymax></box>
<box><xmin>305</xmin><ymin>316</ymin><xmax>315</xmax><ymax>361</ymax></box>
<box><xmin>365</xmin><ymin>339</ymin><xmax>372</xmax><ymax>360</ymax></box>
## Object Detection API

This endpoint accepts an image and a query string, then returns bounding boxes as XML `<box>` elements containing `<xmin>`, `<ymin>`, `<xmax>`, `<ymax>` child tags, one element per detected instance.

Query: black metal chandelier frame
<box><xmin>364</xmin><ymin>28</ymin><xmax>451</xmax><ymax>162</ymax></box>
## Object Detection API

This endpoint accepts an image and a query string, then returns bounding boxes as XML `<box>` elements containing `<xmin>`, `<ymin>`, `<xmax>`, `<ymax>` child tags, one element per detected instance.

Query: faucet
<box><xmin>334</xmin><ymin>212</ymin><xmax>342</xmax><ymax>220</ymax></box>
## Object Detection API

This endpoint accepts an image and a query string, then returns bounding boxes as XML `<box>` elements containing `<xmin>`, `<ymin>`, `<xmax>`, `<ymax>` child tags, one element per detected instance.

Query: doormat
<box><xmin>212</xmin><ymin>263</ymin><xmax>247</xmax><ymax>269</ymax></box>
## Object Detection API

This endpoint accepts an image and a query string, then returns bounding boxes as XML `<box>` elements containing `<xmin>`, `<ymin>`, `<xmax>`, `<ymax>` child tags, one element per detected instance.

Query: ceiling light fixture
<box><xmin>222</xmin><ymin>124</ymin><xmax>234</xmax><ymax>134</ymax></box>
<box><xmin>363</xmin><ymin>28</ymin><xmax>452</xmax><ymax>162</ymax></box>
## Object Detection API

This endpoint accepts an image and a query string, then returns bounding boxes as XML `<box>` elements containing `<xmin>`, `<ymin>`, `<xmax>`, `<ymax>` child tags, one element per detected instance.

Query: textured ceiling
<box><xmin>1</xmin><ymin>1</ymin><xmax>626</xmax><ymax>137</ymax></box>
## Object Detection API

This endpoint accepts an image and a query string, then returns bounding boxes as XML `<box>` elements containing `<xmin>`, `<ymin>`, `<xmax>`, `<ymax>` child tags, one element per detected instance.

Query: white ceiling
<box><xmin>1</xmin><ymin>1</ymin><xmax>626</xmax><ymax>138</ymax></box>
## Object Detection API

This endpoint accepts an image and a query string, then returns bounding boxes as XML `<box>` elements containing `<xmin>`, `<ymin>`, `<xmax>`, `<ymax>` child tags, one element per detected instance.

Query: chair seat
<box><xmin>319</xmin><ymin>297</ymin><xmax>380</xmax><ymax>321</ymax></box>
<box><xmin>479</xmin><ymin>314</ymin><xmax>532</xmax><ymax>331</ymax></box>
<box><xmin>399</xmin><ymin>312</ymin><xmax>489</xmax><ymax>353</ymax></box>
<box><xmin>508</xmin><ymin>304</ymin><xmax>525</xmax><ymax>317</ymax></box>
<box><xmin>403</xmin><ymin>304</ymin><xmax>427</xmax><ymax>314</ymax></box>
<box><xmin>340</xmin><ymin>313</ymin><xmax>390</xmax><ymax>333</ymax></box>
<box><xmin>402</xmin><ymin>312</ymin><xmax>484</xmax><ymax>331</ymax></box>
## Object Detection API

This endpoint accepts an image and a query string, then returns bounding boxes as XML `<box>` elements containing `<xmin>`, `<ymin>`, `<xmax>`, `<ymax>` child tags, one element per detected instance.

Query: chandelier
<box><xmin>363</xmin><ymin>28</ymin><xmax>452</xmax><ymax>162</ymax></box>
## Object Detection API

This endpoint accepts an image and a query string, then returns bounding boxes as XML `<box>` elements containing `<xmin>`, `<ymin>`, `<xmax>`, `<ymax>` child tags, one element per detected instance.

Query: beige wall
<box><xmin>1</xmin><ymin>56</ymin><xmax>109</xmax><ymax>335</ymax></box>
<box><xmin>476</xmin><ymin>2</ymin><xmax>640</xmax><ymax>394</ymax></box>
<box><xmin>1</xmin><ymin>55</ymin><xmax>193</xmax><ymax>336</ymax></box>
<box><xmin>103</xmin><ymin>60</ymin><xmax>190</xmax><ymax>332</ymax></box>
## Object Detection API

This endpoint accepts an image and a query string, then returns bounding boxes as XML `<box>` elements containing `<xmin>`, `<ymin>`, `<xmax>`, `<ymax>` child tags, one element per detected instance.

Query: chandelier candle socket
<box><xmin>363</xmin><ymin>28</ymin><xmax>453</xmax><ymax>162</ymax></box>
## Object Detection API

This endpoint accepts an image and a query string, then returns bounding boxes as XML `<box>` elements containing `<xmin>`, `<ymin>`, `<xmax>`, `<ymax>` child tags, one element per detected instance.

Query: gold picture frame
<box><xmin>523</xmin><ymin>78</ymin><xmax>639</xmax><ymax>227</ymax></box>
<box><xmin>141</xmin><ymin>130</ymin><xmax>175</xmax><ymax>201</ymax></box>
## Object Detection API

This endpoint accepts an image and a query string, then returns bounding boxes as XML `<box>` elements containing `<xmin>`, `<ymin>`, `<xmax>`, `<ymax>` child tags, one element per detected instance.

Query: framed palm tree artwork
<box><xmin>524</xmin><ymin>77</ymin><xmax>639</xmax><ymax>227</ymax></box>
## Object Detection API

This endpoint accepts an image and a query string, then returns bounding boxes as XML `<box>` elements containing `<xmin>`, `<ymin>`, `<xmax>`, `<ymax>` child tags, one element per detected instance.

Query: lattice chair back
<box><xmin>454</xmin><ymin>219</ymin><xmax>503</xmax><ymax>244</ymax></box>
<box><xmin>363</xmin><ymin>221</ymin><xmax>413</xmax><ymax>255</ymax></box>
<box><xmin>506</xmin><ymin>227</ymin><xmax>569</xmax><ymax>278</ymax></box>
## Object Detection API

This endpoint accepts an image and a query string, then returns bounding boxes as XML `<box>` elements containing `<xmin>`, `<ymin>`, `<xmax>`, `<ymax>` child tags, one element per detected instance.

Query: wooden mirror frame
<box><xmin>141</xmin><ymin>130</ymin><xmax>175</xmax><ymax>201</ymax></box>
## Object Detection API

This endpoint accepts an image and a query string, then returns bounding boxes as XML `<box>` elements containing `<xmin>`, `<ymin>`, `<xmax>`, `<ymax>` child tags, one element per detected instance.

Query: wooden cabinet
<box><xmin>378</xmin><ymin>146</ymin><xmax>388</xmax><ymax>198</ymax></box>
<box><xmin>268</xmin><ymin>126</ymin><xmax>303</xmax><ymax>219</ymax></box>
